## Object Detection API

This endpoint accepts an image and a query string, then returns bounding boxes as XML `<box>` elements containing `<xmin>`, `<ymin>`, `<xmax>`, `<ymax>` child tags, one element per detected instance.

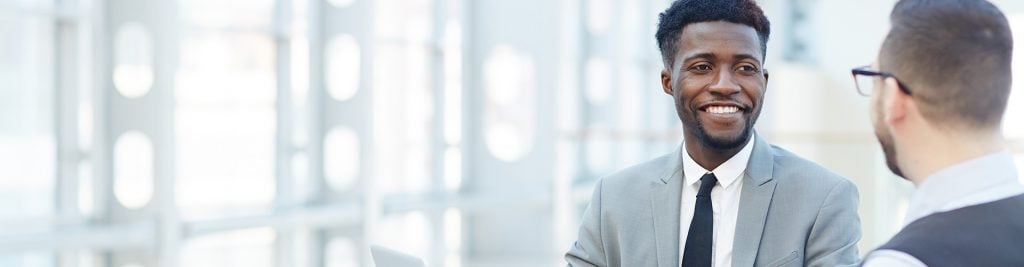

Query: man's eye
<box><xmin>737</xmin><ymin>65</ymin><xmax>758</xmax><ymax>73</ymax></box>
<box><xmin>691</xmin><ymin>64</ymin><xmax>712</xmax><ymax>71</ymax></box>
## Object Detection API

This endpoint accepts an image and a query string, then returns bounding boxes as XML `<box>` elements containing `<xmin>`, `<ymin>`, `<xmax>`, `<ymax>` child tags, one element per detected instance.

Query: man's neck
<box><xmin>899</xmin><ymin>129</ymin><xmax>1005</xmax><ymax>186</ymax></box>
<box><xmin>684</xmin><ymin>136</ymin><xmax>749</xmax><ymax>171</ymax></box>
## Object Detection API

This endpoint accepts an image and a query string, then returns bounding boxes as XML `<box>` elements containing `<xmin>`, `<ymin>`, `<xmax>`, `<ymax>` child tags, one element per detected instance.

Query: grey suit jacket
<box><xmin>565</xmin><ymin>133</ymin><xmax>861</xmax><ymax>267</ymax></box>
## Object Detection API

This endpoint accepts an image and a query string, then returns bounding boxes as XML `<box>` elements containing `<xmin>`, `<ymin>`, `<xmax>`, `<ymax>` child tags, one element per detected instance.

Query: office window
<box><xmin>324</xmin><ymin>237</ymin><xmax>358</xmax><ymax>267</ymax></box>
<box><xmin>584</xmin><ymin>58</ymin><xmax>612</xmax><ymax>106</ymax></box>
<box><xmin>326</xmin><ymin>34</ymin><xmax>361</xmax><ymax>102</ymax></box>
<box><xmin>443</xmin><ymin>208</ymin><xmax>463</xmax><ymax>266</ymax></box>
<box><xmin>324</xmin><ymin>126</ymin><xmax>360</xmax><ymax>191</ymax></box>
<box><xmin>1008</xmin><ymin>15</ymin><xmax>1024</xmax><ymax>141</ymax></box>
<box><xmin>180</xmin><ymin>228</ymin><xmax>276</xmax><ymax>267</ymax></box>
<box><xmin>586</xmin><ymin>0</ymin><xmax>612</xmax><ymax>35</ymax></box>
<box><xmin>373</xmin><ymin>0</ymin><xmax>437</xmax><ymax>193</ymax></box>
<box><xmin>328</xmin><ymin>0</ymin><xmax>355</xmax><ymax>9</ymax></box>
<box><xmin>0</xmin><ymin>251</ymin><xmax>53</xmax><ymax>267</ymax></box>
<box><xmin>0</xmin><ymin>11</ymin><xmax>55</xmax><ymax>221</ymax></box>
<box><xmin>374</xmin><ymin>212</ymin><xmax>431</xmax><ymax>263</ymax></box>
<box><xmin>442</xmin><ymin>18</ymin><xmax>464</xmax><ymax>192</ymax></box>
<box><xmin>483</xmin><ymin>45</ymin><xmax>536</xmax><ymax>162</ymax></box>
<box><xmin>175</xmin><ymin>1</ymin><xmax>277</xmax><ymax>218</ymax></box>
<box><xmin>290</xmin><ymin>0</ymin><xmax>313</xmax><ymax>201</ymax></box>
<box><xmin>0</xmin><ymin>5</ymin><xmax>58</xmax><ymax>266</ymax></box>
<box><xmin>291</xmin><ymin>152</ymin><xmax>313</xmax><ymax>198</ymax></box>
<box><xmin>113</xmin><ymin>131</ymin><xmax>155</xmax><ymax>209</ymax></box>
<box><xmin>443</xmin><ymin>147</ymin><xmax>462</xmax><ymax>191</ymax></box>
<box><xmin>112</xmin><ymin>22</ymin><xmax>154</xmax><ymax>99</ymax></box>
<box><xmin>78</xmin><ymin>160</ymin><xmax>95</xmax><ymax>215</ymax></box>
<box><xmin>583</xmin><ymin>126</ymin><xmax>613</xmax><ymax>176</ymax></box>
<box><xmin>179</xmin><ymin>0</ymin><xmax>274</xmax><ymax>29</ymax></box>
<box><xmin>1009</xmin><ymin>14</ymin><xmax>1024</xmax><ymax>185</ymax></box>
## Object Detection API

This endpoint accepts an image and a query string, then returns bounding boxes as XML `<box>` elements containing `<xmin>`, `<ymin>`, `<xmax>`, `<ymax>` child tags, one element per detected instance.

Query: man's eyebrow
<box><xmin>682</xmin><ymin>53</ymin><xmax>715</xmax><ymax>63</ymax></box>
<box><xmin>681</xmin><ymin>53</ymin><xmax>763</xmax><ymax>65</ymax></box>
<box><xmin>734</xmin><ymin>54</ymin><xmax>762</xmax><ymax>65</ymax></box>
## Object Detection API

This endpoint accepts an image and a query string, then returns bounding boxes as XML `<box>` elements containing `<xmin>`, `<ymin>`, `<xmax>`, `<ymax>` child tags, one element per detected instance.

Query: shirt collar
<box><xmin>681</xmin><ymin>138</ymin><xmax>755</xmax><ymax>188</ymax></box>
<box><xmin>905</xmin><ymin>150</ymin><xmax>1022</xmax><ymax>223</ymax></box>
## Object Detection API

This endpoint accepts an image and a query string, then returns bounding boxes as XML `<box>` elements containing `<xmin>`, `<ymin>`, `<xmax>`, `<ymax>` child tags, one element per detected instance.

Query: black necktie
<box><xmin>682</xmin><ymin>173</ymin><xmax>717</xmax><ymax>267</ymax></box>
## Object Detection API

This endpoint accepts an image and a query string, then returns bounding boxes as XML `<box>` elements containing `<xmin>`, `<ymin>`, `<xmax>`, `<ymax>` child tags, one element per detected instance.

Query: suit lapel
<box><xmin>651</xmin><ymin>145</ymin><xmax>684</xmax><ymax>267</ymax></box>
<box><xmin>732</xmin><ymin>133</ymin><xmax>777</xmax><ymax>267</ymax></box>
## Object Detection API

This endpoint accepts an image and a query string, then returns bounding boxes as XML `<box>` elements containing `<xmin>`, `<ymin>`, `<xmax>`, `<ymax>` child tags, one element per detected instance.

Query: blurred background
<box><xmin>2</xmin><ymin>0</ymin><xmax>1024</xmax><ymax>266</ymax></box>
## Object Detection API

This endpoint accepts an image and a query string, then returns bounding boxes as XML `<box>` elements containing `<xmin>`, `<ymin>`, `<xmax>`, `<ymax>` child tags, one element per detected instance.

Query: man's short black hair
<box><xmin>655</xmin><ymin>0</ymin><xmax>771</xmax><ymax>68</ymax></box>
<box><xmin>880</xmin><ymin>0</ymin><xmax>1013</xmax><ymax>130</ymax></box>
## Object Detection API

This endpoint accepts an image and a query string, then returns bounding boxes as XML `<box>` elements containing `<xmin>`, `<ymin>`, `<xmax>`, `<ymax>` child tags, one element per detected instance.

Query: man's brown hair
<box><xmin>880</xmin><ymin>0</ymin><xmax>1013</xmax><ymax>130</ymax></box>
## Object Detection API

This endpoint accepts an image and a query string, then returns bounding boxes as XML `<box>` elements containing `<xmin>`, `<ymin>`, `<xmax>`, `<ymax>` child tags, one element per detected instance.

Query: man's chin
<box><xmin>701</xmin><ymin>130</ymin><xmax>750</xmax><ymax>150</ymax></box>
<box><xmin>685</xmin><ymin>115</ymin><xmax>753</xmax><ymax>150</ymax></box>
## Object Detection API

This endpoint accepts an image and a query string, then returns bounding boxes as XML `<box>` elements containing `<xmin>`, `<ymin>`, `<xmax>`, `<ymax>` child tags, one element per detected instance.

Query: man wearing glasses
<box><xmin>855</xmin><ymin>0</ymin><xmax>1024</xmax><ymax>266</ymax></box>
<box><xmin>566</xmin><ymin>0</ymin><xmax>862</xmax><ymax>266</ymax></box>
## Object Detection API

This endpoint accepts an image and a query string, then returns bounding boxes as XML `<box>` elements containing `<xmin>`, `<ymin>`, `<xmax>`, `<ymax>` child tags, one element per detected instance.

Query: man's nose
<box><xmin>709</xmin><ymin>70</ymin><xmax>741</xmax><ymax>95</ymax></box>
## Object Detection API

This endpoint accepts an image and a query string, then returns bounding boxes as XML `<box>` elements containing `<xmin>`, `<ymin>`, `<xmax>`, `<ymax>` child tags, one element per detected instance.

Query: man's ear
<box><xmin>883</xmin><ymin>77</ymin><xmax>909</xmax><ymax>125</ymax></box>
<box><xmin>762</xmin><ymin>69</ymin><xmax>769</xmax><ymax>93</ymax></box>
<box><xmin>661</xmin><ymin>68</ymin><xmax>673</xmax><ymax>96</ymax></box>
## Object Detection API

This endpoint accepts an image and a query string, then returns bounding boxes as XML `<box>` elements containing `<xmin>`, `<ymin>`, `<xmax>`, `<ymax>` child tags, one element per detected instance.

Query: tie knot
<box><xmin>697</xmin><ymin>173</ymin><xmax>718</xmax><ymax>197</ymax></box>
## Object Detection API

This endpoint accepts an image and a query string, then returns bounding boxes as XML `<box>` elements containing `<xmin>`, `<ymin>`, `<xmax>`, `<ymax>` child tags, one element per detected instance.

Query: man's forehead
<box><xmin>679</xmin><ymin>21</ymin><xmax>760</xmax><ymax>40</ymax></box>
<box><xmin>676</xmin><ymin>21</ymin><xmax>762</xmax><ymax>58</ymax></box>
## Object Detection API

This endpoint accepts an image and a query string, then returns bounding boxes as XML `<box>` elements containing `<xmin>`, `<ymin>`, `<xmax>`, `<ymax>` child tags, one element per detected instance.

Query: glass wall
<box><xmin>1</xmin><ymin>0</ymin><xmax>1023</xmax><ymax>266</ymax></box>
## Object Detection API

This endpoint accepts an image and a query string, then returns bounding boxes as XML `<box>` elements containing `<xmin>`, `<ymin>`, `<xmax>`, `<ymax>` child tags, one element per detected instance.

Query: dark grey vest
<box><xmin>874</xmin><ymin>194</ymin><xmax>1024</xmax><ymax>267</ymax></box>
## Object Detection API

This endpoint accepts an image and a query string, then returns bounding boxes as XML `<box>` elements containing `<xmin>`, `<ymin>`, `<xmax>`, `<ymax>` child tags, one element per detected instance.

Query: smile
<box><xmin>703</xmin><ymin>105</ymin><xmax>740</xmax><ymax>114</ymax></box>
<box><xmin>699</xmin><ymin>103</ymin><xmax>745</xmax><ymax>114</ymax></box>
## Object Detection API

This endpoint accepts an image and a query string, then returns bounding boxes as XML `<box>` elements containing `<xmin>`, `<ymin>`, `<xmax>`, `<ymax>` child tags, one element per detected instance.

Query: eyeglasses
<box><xmin>850</xmin><ymin>65</ymin><xmax>913</xmax><ymax>96</ymax></box>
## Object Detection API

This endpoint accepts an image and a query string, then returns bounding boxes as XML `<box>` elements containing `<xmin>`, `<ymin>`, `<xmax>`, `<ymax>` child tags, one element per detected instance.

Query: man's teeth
<box><xmin>706</xmin><ymin>106</ymin><xmax>739</xmax><ymax>114</ymax></box>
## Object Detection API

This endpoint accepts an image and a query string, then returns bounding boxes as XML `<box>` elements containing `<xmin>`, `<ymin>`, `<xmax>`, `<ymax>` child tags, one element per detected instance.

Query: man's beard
<box><xmin>689</xmin><ymin>115</ymin><xmax>754</xmax><ymax>150</ymax></box>
<box><xmin>875</xmin><ymin>126</ymin><xmax>906</xmax><ymax>178</ymax></box>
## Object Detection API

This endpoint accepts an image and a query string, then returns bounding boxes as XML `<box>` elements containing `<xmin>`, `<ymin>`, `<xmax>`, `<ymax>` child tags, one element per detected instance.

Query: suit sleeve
<box><xmin>805</xmin><ymin>179</ymin><xmax>862</xmax><ymax>267</ymax></box>
<box><xmin>565</xmin><ymin>179</ymin><xmax>606</xmax><ymax>267</ymax></box>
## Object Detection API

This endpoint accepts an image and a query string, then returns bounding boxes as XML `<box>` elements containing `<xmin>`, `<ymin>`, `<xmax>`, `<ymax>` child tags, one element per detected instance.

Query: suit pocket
<box><xmin>766</xmin><ymin>251</ymin><xmax>799</xmax><ymax>267</ymax></box>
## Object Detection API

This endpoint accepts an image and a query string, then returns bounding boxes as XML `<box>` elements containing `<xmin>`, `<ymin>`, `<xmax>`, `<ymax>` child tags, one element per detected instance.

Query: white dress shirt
<box><xmin>863</xmin><ymin>150</ymin><xmax>1024</xmax><ymax>267</ymax></box>
<box><xmin>678</xmin><ymin>139</ymin><xmax>754</xmax><ymax>267</ymax></box>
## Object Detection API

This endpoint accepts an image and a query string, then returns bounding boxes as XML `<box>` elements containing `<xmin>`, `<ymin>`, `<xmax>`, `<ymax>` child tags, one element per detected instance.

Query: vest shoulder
<box><xmin>879</xmin><ymin>195</ymin><xmax>1024</xmax><ymax>266</ymax></box>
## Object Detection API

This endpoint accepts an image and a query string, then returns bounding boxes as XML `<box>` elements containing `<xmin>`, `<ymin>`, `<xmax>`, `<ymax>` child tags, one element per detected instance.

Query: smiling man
<box><xmin>564</xmin><ymin>0</ymin><xmax>861</xmax><ymax>266</ymax></box>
